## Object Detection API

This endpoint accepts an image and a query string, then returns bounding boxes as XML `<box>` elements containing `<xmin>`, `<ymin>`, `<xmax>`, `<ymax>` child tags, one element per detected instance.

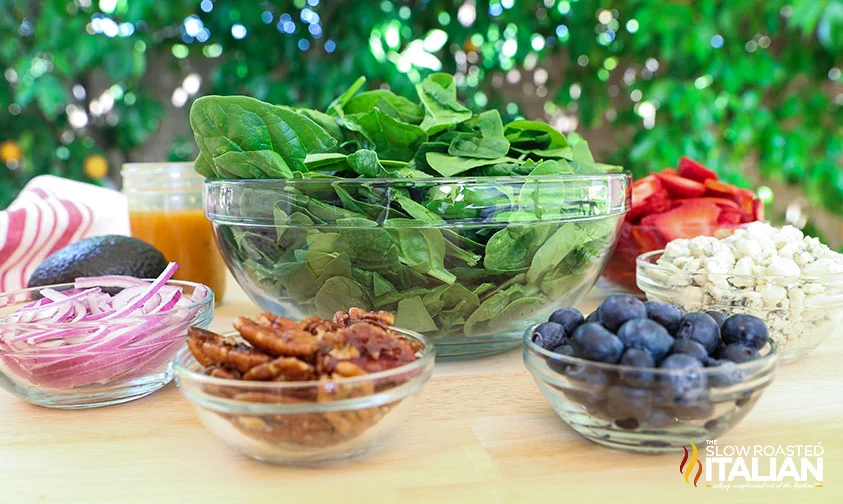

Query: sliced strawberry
<box><xmin>628</xmin><ymin>189</ymin><xmax>672</xmax><ymax>222</ymax></box>
<box><xmin>657</xmin><ymin>173</ymin><xmax>707</xmax><ymax>198</ymax></box>
<box><xmin>631</xmin><ymin>224</ymin><xmax>666</xmax><ymax>251</ymax></box>
<box><xmin>631</xmin><ymin>175</ymin><xmax>662</xmax><ymax>204</ymax></box>
<box><xmin>676</xmin><ymin>197</ymin><xmax>739</xmax><ymax>209</ymax></box>
<box><xmin>752</xmin><ymin>199</ymin><xmax>765</xmax><ymax>222</ymax></box>
<box><xmin>660</xmin><ymin>168</ymin><xmax>678</xmax><ymax>177</ymax></box>
<box><xmin>717</xmin><ymin>206</ymin><xmax>745</xmax><ymax>226</ymax></box>
<box><xmin>703</xmin><ymin>179</ymin><xmax>753</xmax><ymax>200</ymax></box>
<box><xmin>641</xmin><ymin>201</ymin><xmax>721</xmax><ymax>241</ymax></box>
<box><xmin>678</xmin><ymin>157</ymin><xmax>718</xmax><ymax>183</ymax></box>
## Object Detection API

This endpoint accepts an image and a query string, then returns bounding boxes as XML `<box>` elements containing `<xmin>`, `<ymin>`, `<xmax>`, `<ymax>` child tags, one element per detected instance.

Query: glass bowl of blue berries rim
<box><xmin>523</xmin><ymin>302</ymin><xmax>779</xmax><ymax>454</ymax></box>
<box><xmin>637</xmin><ymin>249</ymin><xmax>843</xmax><ymax>362</ymax></box>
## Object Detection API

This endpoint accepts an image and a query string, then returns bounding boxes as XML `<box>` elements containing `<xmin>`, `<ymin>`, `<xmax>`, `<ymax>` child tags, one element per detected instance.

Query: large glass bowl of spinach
<box><xmin>192</xmin><ymin>73</ymin><xmax>630</xmax><ymax>358</ymax></box>
<box><xmin>206</xmin><ymin>174</ymin><xmax>628</xmax><ymax>358</ymax></box>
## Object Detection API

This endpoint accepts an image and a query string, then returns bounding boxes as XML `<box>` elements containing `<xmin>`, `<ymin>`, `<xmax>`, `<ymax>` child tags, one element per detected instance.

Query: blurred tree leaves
<box><xmin>0</xmin><ymin>0</ymin><xmax>841</xmax><ymax>222</ymax></box>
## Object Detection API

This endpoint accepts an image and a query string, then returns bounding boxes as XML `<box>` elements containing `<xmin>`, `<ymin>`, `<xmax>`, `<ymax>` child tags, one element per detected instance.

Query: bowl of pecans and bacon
<box><xmin>173</xmin><ymin>308</ymin><xmax>434</xmax><ymax>464</ymax></box>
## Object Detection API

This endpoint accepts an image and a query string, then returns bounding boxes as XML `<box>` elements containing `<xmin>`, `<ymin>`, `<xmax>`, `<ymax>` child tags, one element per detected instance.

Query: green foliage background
<box><xmin>1</xmin><ymin>0</ymin><xmax>842</xmax><ymax>217</ymax></box>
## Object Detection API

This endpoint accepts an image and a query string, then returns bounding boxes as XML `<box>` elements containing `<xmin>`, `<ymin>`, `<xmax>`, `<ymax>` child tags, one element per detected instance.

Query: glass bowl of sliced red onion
<box><xmin>0</xmin><ymin>263</ymin><xmax>213</xmax><ymax>408</ymax></box>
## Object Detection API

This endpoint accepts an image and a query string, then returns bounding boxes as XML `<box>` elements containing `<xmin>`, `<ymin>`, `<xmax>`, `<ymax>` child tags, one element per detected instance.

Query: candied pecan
<box><xmin>233</xmin><ymin>316</ymin><xmax>319</xmax><ymax>358</ymax></box>
<box><xmin>204</xmin><ymin>366</ymin><xmax>242</xmax><ymax>380</ymax></box>
<box><xmin>334</xmin><ymin>308</ymin><xmax>396</xmax><ymax>329</ymax></box>
<box><xmin>255</xmin><ymin>312</ymin><xmax>298</xmax><ymax>331</ymax></box>
<box><xmin>328</xmin><ymin>342</ymin><xmax>361</xmax><ymax>361</ymax></box>
<box><xmin>298</xmin><ymin>316</ymin><xmax>340</xmax><ymax>335</ymax></box>
<box><xmin>232</xmin><ymin>392</ymin><xmax>304</xmax><ymax>403</ymax></box>
<box><xmin>333</xmin><ymin>361</ymin><xmax>367</xmax><ymax>378</ymax></box>
<box><xmin>242</xmin><ymin>356</ymin><xmax>316</xmax><ymax>382</ymax></box>
<box><xmin>343</xmin><ymin>322</ymin><xmax>419</xmax><ymax>363</ymax></box>
<box><xmin>235</xmin><ymin>415</ymin><xmax>268</xmax><ymax>432</ymax></box>
<box><xmin>187</xmin><ymin>328</ymin><xmax>217</xmax><ymax>367</ymax></box>
<box><xmin>350</xmin><ymin>307</ymin><xmax>396</xmax><ymax>327</ymax></box>
<box><xmin>187</xmin><ymin>327</ymin><xmax>271</xmax><ymax>373</ymax></box>
<box><xmin>332</xmin><ymin>310</ymin><xmax>350</xmax><ymax>327</ymax></box>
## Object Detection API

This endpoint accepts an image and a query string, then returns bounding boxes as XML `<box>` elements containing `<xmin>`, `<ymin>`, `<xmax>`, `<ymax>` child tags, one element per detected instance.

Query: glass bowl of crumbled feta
<box><xmin>636</xmin><ymin>222</ymin><xmax>843</xmax><ymax>362</ymax></box>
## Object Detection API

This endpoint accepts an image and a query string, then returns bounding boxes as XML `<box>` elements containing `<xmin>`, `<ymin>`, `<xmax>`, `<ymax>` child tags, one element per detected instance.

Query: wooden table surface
<box><xmin>1</xmin><ymin>277</ymin><xmax>841</xmax><ymax>504</ymax></box>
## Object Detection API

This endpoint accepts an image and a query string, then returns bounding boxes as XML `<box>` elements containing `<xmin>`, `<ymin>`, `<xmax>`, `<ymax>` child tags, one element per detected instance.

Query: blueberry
<box><xmin>571</xmin><ymin>323</ymin><xmax>625</xmax><ymax>364</ymax></box>
<box><xmin>532</xmin><ymin>322</ymin><xmax>568</xmax><ymax>350</ymax></box>
<box><xmin>619</xmin><ymin>348</ymin><xmax>655</xmax><ymax>388</ymax></box>
<box><xmin>551</xmin><ymin>344</ymin><xmax>575</xmax><ymax>356</ymax></box>
<box><xmin>670</xmin><ymin>396</ymin><xmax>715</xmax><ymax>421</ymax></box>
<box><xmin>585</xmin><ymin>310</ymin><xmax>601</xmax><ymax>324</ymax></box>
<box><xmin>706</xmin><ymin>359</ymin><xmax>744</xmax><ymax>387</ymax></box>
<box><xmin>596</xmin><ymin>294</ymin><xmax>647</xmax><ymax>332</ymax></box>
<box><xmin>721</xmin><ymin>314</ymin><xmax>769</xmax><ymax>350</ymax></box>
<box><xmin>674</xmin><ymin>312</ymin><xmax>721</xmax><ymax>355</ymax></box>
<box><xmin>706</xmin><ymin>310</ymin><xmax>728</xmax><ymax>327</ymax></box>
<box><xmin>645</xmin><ymin>301</ymin><xmax>685</xmax><ymax>333</ymax></box>
<box><xmin>547</xmin><ymin>344</ymin><xmax>575</xmax><ymax>374</ymax></box>
<box><xmin>659</xmin><ymin>354</ymin><xmax>707</xmax><ymax>399</ymax></box>
<box><xmin>721</xmin><ymin>343</ymin><xmax>761</xmax><ymax>363</ymax></box>
<box><xmin>616</xmin><ymin>318</ymin><xmax>674</xmax><ymax>362</ymax></box>
<box><xmin>563</xmin><ymin>364</ymin><xmax>613</xmax><ymax>406</ymax></box>
<box><xmin>549</xmin><ymin>308</ymin><xmax>585</xmax><ymax>335</ymax></box>
<box><xmin>644</xmin><ymin>408</ymin><xmax>675</xmax><ymax>428</ymax></box>
<box><xmin>606</xmin><ymin>385</ymin><xmax>654</xmax><ymax>423</ymax></box>
<box><xmin>670</xmin><ymin>339</ymin><xmax>709</xmax><ymax>362</ymax></box>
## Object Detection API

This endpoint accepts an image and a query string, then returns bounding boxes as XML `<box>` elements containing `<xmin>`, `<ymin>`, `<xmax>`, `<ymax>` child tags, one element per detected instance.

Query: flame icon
<box><xmin>679</xmin><ymin>441</ymin><xmax>703</xmax><ymax>487</ymax></box>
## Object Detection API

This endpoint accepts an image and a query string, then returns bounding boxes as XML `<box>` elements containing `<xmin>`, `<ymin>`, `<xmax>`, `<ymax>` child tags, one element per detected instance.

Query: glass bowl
<box><xmin>600</xmin><ymin>221</ymin><xmax>739</xmax><ymax>297</ymax></box>
<box><xmin>0</xmin><ymin>280</ymin><xmax>214</xmax><ymax>408</ymax></box>
<box><xmin>637</xmin><ymin>250</ymin><xmax>843</xmax><ymax>362</ymax></box>
<box><xmin>205</xmin><ymin>174</ymin><xmax>630</xmax><ymax>359</ymax></box>
<box><xmin>523</xmin><ymin>327</ymin><xmax>778</xmax><ymax>453</ymax></box>
<box><xmin>174</xmin><ymin>328</ymin><xmax>434</xmax><ymax>465</ymax></box>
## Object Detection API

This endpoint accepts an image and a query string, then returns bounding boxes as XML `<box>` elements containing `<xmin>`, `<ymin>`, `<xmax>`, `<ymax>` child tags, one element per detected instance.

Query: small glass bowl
<box><xmin>637</xmin><ymin>250</ymin><xmax>843</xmax><ymax>361</ymax></box>
<box><xmin>0</xmin><ymin>280</ymin><xmax>214</xmax><ymax>408</ymax></box>
<box><xmin>524</xmin><ymin>327</ymin><xmax>778</xmax><ymax>453</ymax></box>
<box><xmin>601</xmin><ymin>222</ymin><xmax>739</xmax><ymax>297</ymax></box>
<box><xmin>174</xmin><ymin>328</ymin><xmax>434</xmax><ymax>465</ymax></box>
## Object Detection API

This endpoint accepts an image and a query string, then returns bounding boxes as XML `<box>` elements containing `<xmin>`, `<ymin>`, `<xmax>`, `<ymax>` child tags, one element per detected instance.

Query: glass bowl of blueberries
<box><xmin>523</xmin><ymin>294</ymin><xmax>778</xmax><ymax>453</ymax></box>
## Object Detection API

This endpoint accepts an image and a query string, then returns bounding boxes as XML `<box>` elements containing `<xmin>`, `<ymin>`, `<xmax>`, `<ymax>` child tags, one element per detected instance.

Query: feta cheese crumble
<box><xmin>649</xmin><ymin>222</ymin><xmax>843</xmax><ymax>359</ymax></box>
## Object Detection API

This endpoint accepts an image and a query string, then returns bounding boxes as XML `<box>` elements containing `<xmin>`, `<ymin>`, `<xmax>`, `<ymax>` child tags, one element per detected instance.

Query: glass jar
<box><xmin>121</xmin><ymin>162</ymin><xmax>226</xmax><ymax>303</ymax></box>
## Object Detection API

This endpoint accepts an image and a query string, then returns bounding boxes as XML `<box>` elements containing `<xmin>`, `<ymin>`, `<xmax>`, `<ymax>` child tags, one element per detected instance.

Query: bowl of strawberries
<box><xmin>601</xmin><ymin>157</ymin><xmax>765</xmax><ymax>295</ymax></box>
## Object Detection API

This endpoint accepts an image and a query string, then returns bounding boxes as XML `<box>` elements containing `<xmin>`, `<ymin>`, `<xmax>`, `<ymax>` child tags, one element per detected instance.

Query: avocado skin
<box><xmin>27</xmin><ymin>235</ymin><xmax>169</xmax><ymax>287</ymax></box>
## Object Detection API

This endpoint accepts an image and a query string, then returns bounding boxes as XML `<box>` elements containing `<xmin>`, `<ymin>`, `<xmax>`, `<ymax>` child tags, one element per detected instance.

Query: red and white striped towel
<box><xmin>0</xmin><ymin>175</ymin><xmax>129</xmax><ymax>292</ymax></box>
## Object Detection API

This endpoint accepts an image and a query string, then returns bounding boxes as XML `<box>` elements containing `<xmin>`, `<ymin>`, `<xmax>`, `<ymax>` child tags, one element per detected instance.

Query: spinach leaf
<box><xmin>190</xmin><ymin>96</ymin><xmax>336</xmax><ymax>176</ymax></box>
<box><xmin>444</xmin><ymin>240</ymin><xmax>481</xmax><ymax>266</ymax></box>
<box><xmin>314</xmin><ymin>252</ymin><xmax>353</xmax><ymax>289</ymax></box>
<box><xmin>483</xmin><ymin>223</ymin><xmax>554</xmax><ymax>271</ymax></box>
<box><xmin>352</xmin><ymin>109</ymin><xmax>427</xmax><ymax>162</ymax></box>
<box><xmin>425</xmin><ymin>152</ymin><xmax>516</xmax><ymax>177</ymax></box>
<box><xmin>314</xmin><ymin>276</ymin><xmax>371</xmax><ymax>318</ymax></box>
<box><xmin>528</xmin><ymin>159</ymin><xmax>573</xmax><ymax>175</ymax></box>
<box><xmin>344</xmin><ymin>90</ymin><xmax>424</xmax><ymax>124</ymax></box>
<box><xmin>504</xmin><ymin>119</ymin><xmax>568</xmax><ymax>150</ymax></box>
<box><xmin>297</xmin><ymin>108</ymin><xmax>345</xmax><ymax>142</ymax></box>
<box><xmin>326</xmin><ymin>76</ymin><xmax>367</xmax><ymax>116</ymax></box>
<box><xmin>526</xmin><ymin>222</ymin><xmax>582</xmax><ymax>285</ymax></box>
<box><xmin>416</xmin><ymin>73</ymin><xmax>472</xmax><ymax>134</ymax></box>
<box><xmin>346</xmin><ymin>149</ymin><xmax>393</xmax><ymax>178</ymax></box>
<box><xmin>409</xmin><ymin>141</ymin><xmax>450</xmax><ymax>173</ymax></box>
<box><xmin>395</xmin><ymin>296</ymin><xmax>438</xmax><ymax>332</ymax></box>
<box><xmin>333</xmin><ymin>182</ymin><xmax>402</xmax><ymax>220</ymax></box>
<box><xmin>385</xmin><ymin>219</ymin><xmax>456</xmax><ymax>284</ymax></box>
<box><xmin>447</xmin><ymin>110</ymin><xmax>510</xmax><ymax>159</ymax></box>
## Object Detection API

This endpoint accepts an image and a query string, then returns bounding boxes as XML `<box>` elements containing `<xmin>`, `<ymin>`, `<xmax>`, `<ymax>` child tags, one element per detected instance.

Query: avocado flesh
<box><xmin>27</xmin><ymin>235</ymin><xmax>169</xmax><ymax>288</ymax></box>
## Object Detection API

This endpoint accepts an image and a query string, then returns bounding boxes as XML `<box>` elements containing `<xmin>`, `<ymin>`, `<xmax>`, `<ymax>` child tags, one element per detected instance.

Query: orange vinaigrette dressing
<box><xmin>129</xmin><ymin>209</ymin><xmax>226</xmax><ymax>302</ymax></box>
